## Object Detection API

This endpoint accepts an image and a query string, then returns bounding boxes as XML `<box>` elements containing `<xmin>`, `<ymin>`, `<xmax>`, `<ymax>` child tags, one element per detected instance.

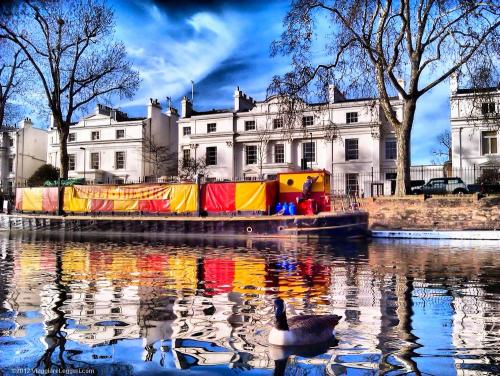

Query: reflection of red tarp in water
<box><xmin>136</xmin><ymin>254</ymin><xmax>169</xmax><ymax>274</ymax></box>
<box><xmin>204</xmin><ymin>258</ymin><xmax>235</xmax><ymax>296</ymax></box>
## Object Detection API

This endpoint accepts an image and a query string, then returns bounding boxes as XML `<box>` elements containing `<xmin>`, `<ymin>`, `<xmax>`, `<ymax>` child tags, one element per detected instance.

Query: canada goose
<box><xmin>268</xmin><ymin>298</ymin><xmax>341</xmax><ymax>346</ymax></box>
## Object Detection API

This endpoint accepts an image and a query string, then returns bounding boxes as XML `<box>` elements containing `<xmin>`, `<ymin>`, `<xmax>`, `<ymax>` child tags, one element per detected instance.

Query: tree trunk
<box><xmin>57</xmin><ymin>120</ymin><xmax>69</xmax><ymax>179</ymax></box>
<box><xmin>394</xmin><ymin>100</ymin><xmax>416</xmax><ymax>196</ymax></box>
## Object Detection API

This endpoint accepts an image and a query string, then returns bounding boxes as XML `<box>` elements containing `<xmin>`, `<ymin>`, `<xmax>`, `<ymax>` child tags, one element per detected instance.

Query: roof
<box><xmin>456</xmin><ymin>86</ymin><xmax>499</xmax><ymax>95</ymax></box>
<box><xmin>190</xmin><ymin>109</ymin><xmax>233</xmax><ymax>116</ymax></box>
<box><xmin>0</xmin><ymin>126</ymin><xmax>18</xmax><ymax>132</ymax></box>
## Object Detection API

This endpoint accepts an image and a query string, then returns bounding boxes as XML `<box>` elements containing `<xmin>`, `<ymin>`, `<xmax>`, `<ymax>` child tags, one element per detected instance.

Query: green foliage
<box><xmin>27</xmin><ymin>164</ymin><xmax>59</xmax><ymax>187</ymax></box>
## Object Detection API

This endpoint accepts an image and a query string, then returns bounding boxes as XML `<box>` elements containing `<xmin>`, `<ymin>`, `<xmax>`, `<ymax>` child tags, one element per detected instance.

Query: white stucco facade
<box><xmin>47</xmin><ymin>100</ymin><xmax>178</xmax><ymax>183</ymax></box>
<box><xmin>178</xmin><ymin>87</ymin><xmax>403</xmax><ymax>194</ymax></box>
<box><xmin>0</xmin><ymin>118</ymin><xmax>48</xmax><ymax>193</ymax></box>
<box><xmin>450</xmin><ymin>75</ymin><xmax>499</xmax><ymax>172</ymax></box>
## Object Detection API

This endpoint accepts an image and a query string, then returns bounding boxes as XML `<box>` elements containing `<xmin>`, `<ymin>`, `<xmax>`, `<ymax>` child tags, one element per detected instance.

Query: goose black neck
<box><xmin>275</xmin><ymin>311</ymin><xmax>289</xmax><ymax>331</ymax></box>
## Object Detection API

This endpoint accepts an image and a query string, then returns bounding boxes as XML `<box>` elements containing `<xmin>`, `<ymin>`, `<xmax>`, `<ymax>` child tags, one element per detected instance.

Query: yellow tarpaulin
<box><xmin>113</xmin><ymin>200</ymin><xmax>139</xmax><ymax>212</ymax></box>
<box><xmin>63</xmin><ymin>187</ymin><xmax>90</xmax><ymax>212</ymax></box>
<box><xmin>169</xmin><ymin>184</ymin><xmax>197</xmax><ymax>213</ymax></box>
<box><xmin>278</xmin><ymin>171</ymin><xmax>327</xmax><ymax>193</ymax></box>
<box><xmin>73</xmin><ymin>184</ymin><xmax>172</xmax><ymax>200</ymax></box>
<box><xmin>235</xmin><ymin>182</ymin><xmax>267</xmax><ymax>211</ymax></box>
<box><xmin>22</xmin><ymin>188</ymin><xmax>44</xmax><ymax>211</ymax></box>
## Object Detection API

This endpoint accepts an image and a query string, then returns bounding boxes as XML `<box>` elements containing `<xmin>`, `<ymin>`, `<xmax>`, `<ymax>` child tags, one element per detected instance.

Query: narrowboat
<box><xmin>4</xmin><ymin>170</ymin><xmax>368</xmax><ymax>239</ymax></box>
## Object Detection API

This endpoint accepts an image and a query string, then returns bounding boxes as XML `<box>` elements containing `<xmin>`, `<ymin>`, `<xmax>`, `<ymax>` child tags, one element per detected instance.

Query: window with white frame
<box><xmin>183</xmin><ymin>127</ymin><xmax>191</xmax><ymax>136</ymax></box>
<box><xmin>346</xmin><ymin>112</ymin><xmax>358</xmax><ymax>124</ymax></box>
<box><xmin>68</xmin><ymin>154</ymin><xmax>76</xmax><ymax>171</ymax></box>
<box><xmin>8</xmin><ymin>136</ymin><xmax>13</xmax><ymax>147</ymax></box>
<box><xmin>273</xmin><ymin>118</ymin><xmax>283</xmax><ymax>129</ymax></box>
<box><xmin>246</xmin><ymin>145</ymin><xmax>258</xmax><ymax>165</ymax></box>
<box><xmin>206</xmin><ymin>146</ymin><xmax>217</xmax><ymax>165</ymax></box>
<box><xmin>183</xmin><ymin>149</ymin><xmax>191</xmax><ymax>164</ymax></box>
<box><xmin>302</xmin><ymin>116</ymin><xmax>314</xmax><ymax>127</ymax></box>
<box><xmin>115</xmin><ymin>151</ymin><xmax>125</xmax><ymax>169</ymax></box>
<box><xmin>68</xmin><ymin>133</ymin><xmax>76</xmax><ymax>142</ymax></box>
<box><xmin>302</xmin><ymin>142</ymin><xmax>316</xmax><ymax>162</ymax></box>
<box><xmin>116</xmin><ymin>129</ymin><xmax>125</xmax><ymax>139</ymax></box>
<box><xmin>90</xmin><ymin>152</ymin><xmax>99</xmax><ymax>169</ymax></box>
<box><xmin>346</xmin><ymin>173</ymin><xmax>359</xmax><ymax>196</ymax></box>
<box><xmin>244</xmin><ymin>120</ymin><xmax>256</xmax><ymax>131</ymax></box>
<box><xmin>274</xmin><ymin>143</ymin><xmax>285</xmax><ymax>163</ymax></box>
<box><xmin>207</xmin><ymin>123</ymin><xmax>216</xmax><ymax>133</ymax></box>
<box><xmin>481</xmin><ymin>131</ymin><xmax>498</xmax><ymax>155</ymax></box>
<box><xmin>385</xmin><ymin>139</ymin><xmax>397</xmax><ymax>159</ymax></box>
<box><xmin>481</xmin><ymin>102</ymin><xmax>496</xmax><ymax>115</ymax></box>
<box><xmin>91</xmin><ymin>131</ymin><xmax>100</xmax><ymax>140</ymax></box>
<box><xmin>345</xmin><ymin>138</ymin><xmax>359</xmax><ymax>160</ymax></box>
<box><xmin>8</xmin><ymin>157</ymin><xmax>14</xmax><ymax>172</ymax></box>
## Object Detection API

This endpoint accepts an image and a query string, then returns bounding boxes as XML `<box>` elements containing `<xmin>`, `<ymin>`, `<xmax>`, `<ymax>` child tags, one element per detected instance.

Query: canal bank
<box><xmin>360</xmin><ymin>195</ymin><xmax>500</xmax><ymax>231</ymax></box>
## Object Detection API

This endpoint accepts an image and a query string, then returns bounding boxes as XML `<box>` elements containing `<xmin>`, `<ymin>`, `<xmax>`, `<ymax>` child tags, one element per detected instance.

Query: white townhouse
<box><xmin>450</xmin><ymin>74</ymin><xmax>499</xmax><ymax>174</ymax></box>
<box><xmin>47</xmin><ymin>99</ymin><xmax>179</xmax><ymax>183</ymax></box>
<box><xmin>0</xmin><ymin>118</ymin><xmax>47</xmax><ymax>193</ymax></box>
<box><xmin>178</xmin><ymin>86</ymin><xmax>403</xmax><ymax>195</ymax></box>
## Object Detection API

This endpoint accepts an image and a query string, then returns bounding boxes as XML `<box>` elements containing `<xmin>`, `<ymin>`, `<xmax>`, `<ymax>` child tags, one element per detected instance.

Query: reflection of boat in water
<box><xmin>7</xmin><ymin>170</ymin><xmax>368</xmax><ymax>239</ymax></box>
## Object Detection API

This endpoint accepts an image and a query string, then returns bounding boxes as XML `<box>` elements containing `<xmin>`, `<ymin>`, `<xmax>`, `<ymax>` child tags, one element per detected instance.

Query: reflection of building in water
<box><xmin>60</xmin><ymin>247</ymin><xmax>142</xmax><ymax>346</ymax></box>
<box><xmin>5</xmin><ymin>245</ymin><xmax>58</xmax><ymax>339</ymax></box>
<box><xmin>453</xmin><ymin>284</ymin><xmax>496</xmax><ymax>374</ymax></box>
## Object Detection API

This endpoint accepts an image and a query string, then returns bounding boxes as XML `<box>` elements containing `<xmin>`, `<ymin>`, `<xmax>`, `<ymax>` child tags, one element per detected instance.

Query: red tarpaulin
<box><xmin>15</xmin><ymin>189</ymin><xmax>23</xmax><ymax>211</ymax></box>
<box><xmin>202</xmin><ymin>183</ymin><xmax>236</xmax><ymax>212</ymax></box>
<box><xmin>42</xmin><ymin>187</ymin><xmax>59</xmax><ymax>213</ymax></box>
<box><xmin>138</xmin><ymin>200</ymin><xmax>170</xmax><ymax>213</ymax></box>
<box><xmin>90</xmin><ymin>199</ymin><xmax>113</xmax><ymax>212</ymax></box>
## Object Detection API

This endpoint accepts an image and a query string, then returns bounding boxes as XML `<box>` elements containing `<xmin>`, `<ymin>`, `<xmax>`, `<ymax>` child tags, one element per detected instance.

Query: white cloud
<box><xmin>115</xmin><ymin>7</ymin><xmax>243</xmax><ymax>109</ymax></box>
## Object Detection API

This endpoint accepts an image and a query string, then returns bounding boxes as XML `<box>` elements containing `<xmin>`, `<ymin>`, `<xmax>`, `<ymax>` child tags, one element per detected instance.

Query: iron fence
<box><xmin>329</xmin><ymin>165</ymin><xmax>500</xmax><ymax>196</ymax></box>
<box><xmin>4</xmin><ymin>164</ymin><xmax>500</xmax><ymax>197</ymax></box>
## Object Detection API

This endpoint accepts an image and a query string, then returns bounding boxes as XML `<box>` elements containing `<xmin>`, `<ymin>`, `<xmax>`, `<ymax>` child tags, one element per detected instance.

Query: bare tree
<box><xmin>178</xmin><ymin>156</ymin><xmax>208</xmax><ymax>181</ymax></box>
<box><xmin>430</xmin><ymin>129</ymin><xmax>451</xmax><ymax>165</ymax></box>
<box><xmin>0</xmin><ymin>1</ymin><xmax>140</xmax><ymax>178</ymax></box>
<box><xmin>270</xmin><ymin>0</ymin><xmax>499</xmax><ymax>195</ymax></box>
<box><xmin>0</xmin><ymin>39</ymin><xmax>26</xmax><ymax>126</ymax></box>
<box><xmin>142</xmin><ymin>134</ymin><xmax>177</xmax><ymax>180</ymax></box>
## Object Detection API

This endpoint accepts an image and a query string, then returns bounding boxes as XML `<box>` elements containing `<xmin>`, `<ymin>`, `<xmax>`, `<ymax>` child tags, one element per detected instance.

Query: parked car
<box><xmin>412</xmin><ymin>177</ymin><xmax>469</xmax><ymax>195</ymax></box>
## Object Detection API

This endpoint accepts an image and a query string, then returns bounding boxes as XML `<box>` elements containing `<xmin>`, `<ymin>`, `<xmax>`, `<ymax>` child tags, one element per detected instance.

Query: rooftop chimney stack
<box><xmin>328</xmin><ymin>84</ymin><xmax>345</xmax><ymax>104</ymax></box>
<box><xmin>20</xmin><ymin>117</ymin><xmax>33</xmax><ymax>129</ymax></box>
<box><xmin>181</xmin><ymin>96</ymin><xmax>193</xmax><ymax>118</ymax></box>
<box><xmin>450</xmin><ymin>72</ymin><xmax>459</xmax><ymax>95</ymax></box>
<box><xmin>234</xmin><ymin>86</ymin><xmax>256</xmax><ymax>112</ymax></box>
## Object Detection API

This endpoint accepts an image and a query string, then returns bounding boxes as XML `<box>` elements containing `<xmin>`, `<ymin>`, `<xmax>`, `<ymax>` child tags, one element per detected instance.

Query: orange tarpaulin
<box><xmin>63</xmin><ymin>184</ymin><xmax>197</xmax><ymax>214</ymax></box>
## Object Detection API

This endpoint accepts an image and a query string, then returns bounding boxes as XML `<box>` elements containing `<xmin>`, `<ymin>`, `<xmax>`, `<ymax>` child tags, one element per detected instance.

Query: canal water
<box><xmin>0</xmin><ymin>233</ymin><xmax>499</xmax><ymax>376</ymax></box>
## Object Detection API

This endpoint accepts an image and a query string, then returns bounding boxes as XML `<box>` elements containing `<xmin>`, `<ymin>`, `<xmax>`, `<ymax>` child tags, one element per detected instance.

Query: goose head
<box><xmin>273</xmin><ymin>298</ymin><xmax>289</xmax><ymax>330</ymax></box>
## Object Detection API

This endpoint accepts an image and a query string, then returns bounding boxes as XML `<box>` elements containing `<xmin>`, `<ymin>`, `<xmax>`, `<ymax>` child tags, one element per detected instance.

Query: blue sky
<box><xmin>111</xmin><ymin>0</ymin><xmax>451</xmax><ymax>165</ymax></box>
